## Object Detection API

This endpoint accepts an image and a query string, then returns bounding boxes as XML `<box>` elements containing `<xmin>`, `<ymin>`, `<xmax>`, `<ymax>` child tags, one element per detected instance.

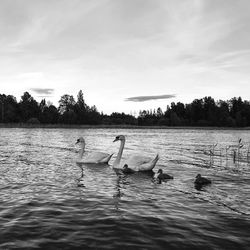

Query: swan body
<box><xmin>194</xmin><ymin>174</ymin><xmax>211</xmax><ymax>185</ymax></box>
<box><xmin>113</xmin><ymin>135</ymin><xmax>159</xmax><ymax>171</ymax></box>
<box><xmin>76</xmin><ymin>137</ymin><xmax>113</xmax><ymax>164</ymax></box>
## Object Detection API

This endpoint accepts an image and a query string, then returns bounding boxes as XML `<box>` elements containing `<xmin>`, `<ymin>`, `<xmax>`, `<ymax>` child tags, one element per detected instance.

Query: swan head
<box><xmin>113</xmin><ymin>135</ymin><xmax>125</xmax><ymax>142</ymax></box>
<box><xmin>76</xmin><ymin>137</ymin><xmax>85</xmax><ymax>145</ymax></box>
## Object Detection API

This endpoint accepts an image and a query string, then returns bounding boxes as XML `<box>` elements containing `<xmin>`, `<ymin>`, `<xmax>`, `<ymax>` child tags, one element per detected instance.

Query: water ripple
<box><xmin>0</xmin><ymin>128</ymin><xmax>250</xmax><ymax>249</ymax></box>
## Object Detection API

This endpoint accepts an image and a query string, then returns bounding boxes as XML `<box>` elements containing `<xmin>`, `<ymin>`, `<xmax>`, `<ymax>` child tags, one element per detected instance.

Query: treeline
<box><xmin>0</xmin><ymin>90</ymin><xmax>136</xmax><ymax>125</ymax></box>
<box><xmin>1</xmin><ymin>91</ymin><xmax>250</xmax><ymax>127</ymax></box>
<box><xmin>138</xmin><ymin>96</ymin><xmax>250</xmax><ymax>127</ymax></box>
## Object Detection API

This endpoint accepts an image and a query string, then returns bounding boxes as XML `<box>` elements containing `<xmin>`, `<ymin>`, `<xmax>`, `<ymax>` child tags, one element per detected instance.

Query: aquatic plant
<box><xmin>247</xmin><ymin>144</ymin><xmax>250</xmax><ymax>162</ymax></box>
<box><xmin>225</xmin><ymin>145</ymin><xmax>231</xmax><ymax>160</ymax></box>
<box><xmin>230</xmin><ymin>138</ymin><xmax>244</xmax><ymax>164</ymax></box>
<box><xmin>209</xmin><ymin>143</ymin><xmax>217</xmax><ymax>166</ymax></box>
<box><xmin>237</xmin><ymin>138</ymin><xmax>244</xmax><ymax>163</ymax></box>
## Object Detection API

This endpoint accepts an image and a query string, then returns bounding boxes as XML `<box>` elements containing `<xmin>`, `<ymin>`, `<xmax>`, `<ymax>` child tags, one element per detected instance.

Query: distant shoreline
<box><xmin>1</xmin><ymin>123</ymin><xmax>250</xmax><ymax>130</ymax></box>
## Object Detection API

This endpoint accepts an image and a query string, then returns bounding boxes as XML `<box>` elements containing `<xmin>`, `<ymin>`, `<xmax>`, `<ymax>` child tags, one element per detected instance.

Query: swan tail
<box><xmin>151</xmin><ymin>154</ymin><xmax>159</xmax><ymax>168</ymax></box>
<box><xmin>100</xmin><ymin>153</ymin><xmax>114</xmax><ymax>164</ymax></box>
<box><xmin>138</xmin><ymin>154</ymin><xmax>159</xmax><ymax>171</ymax></box>
<box><xmin>107</xmin><ymin>153</ymin><xmax>114</xmax><ymax>163</ymax></box>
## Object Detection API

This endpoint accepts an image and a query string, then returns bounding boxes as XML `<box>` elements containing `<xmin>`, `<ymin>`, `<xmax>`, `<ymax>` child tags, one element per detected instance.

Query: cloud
<box><xmin>30</xmin><ymin>88</ymin><xmax>54</xmax><ymax>95</ymax></box>
<box><xmin>125</xmin><ymin>94</ymin><xmax>176</xmax><ymax>102</ymax></box>
<box><xmin>1</xmin><ymin>1</ymin><xmax>250</xmax><ymax>114</ymax></box>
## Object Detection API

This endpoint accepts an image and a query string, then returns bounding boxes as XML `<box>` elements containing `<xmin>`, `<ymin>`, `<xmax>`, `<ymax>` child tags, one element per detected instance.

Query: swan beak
<box><xmin>113</xmin><ymin>138</ymin><xmax>119</xmax><ymax>142</ymax></box>
<box><xmin>75</xmin><ymin>139</ymin><xmax>80</xmax><ymax>144</ymax></box>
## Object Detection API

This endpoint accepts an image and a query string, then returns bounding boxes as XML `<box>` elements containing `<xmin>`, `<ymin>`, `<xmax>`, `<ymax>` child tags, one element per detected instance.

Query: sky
<box><xmin>1</xmin><ymin>0</ymin><xmax>250</xmax><ymax>115</ymax></box>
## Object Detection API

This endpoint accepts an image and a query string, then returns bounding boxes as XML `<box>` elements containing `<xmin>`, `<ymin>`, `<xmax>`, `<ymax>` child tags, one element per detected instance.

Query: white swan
<box><xmin>113</xmin><ymin>135</ymin><xmax>159</xmax><ymax>171</ymax></box>
<box><xmin>76</xmin><ymin>137</ymin><xmax>113</xmax><ymax>164</ymax></box>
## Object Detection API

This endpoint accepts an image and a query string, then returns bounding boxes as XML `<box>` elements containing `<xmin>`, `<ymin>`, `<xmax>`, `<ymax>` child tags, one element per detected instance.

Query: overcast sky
<box><xmin>1</xmin><ymin>0</ymin><xmax>250</xmax><ymax>114</ymax></box>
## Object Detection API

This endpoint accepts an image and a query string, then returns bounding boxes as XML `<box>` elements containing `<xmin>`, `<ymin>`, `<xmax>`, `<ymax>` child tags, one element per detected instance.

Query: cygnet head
<box><xmin>196</xmin><ymin>174</ymin><xmax>201</xmax><ymax>179</ymax></box>
<box><xmin>113</xmin><ymin>135</ymin><xmax>125</xmax><ymax>142</ymax></box>
<box><xmin>76</xmin><ymin>137</ymin><xmax>85</xmax><ymax>144</ymax></box>
<box><xmin>157</xmin><ymin>169</ymin><xmax>163</xmax><ymax>174</ymax></box>
<box><xmin>123</xmin><ymin>164</ymin><xmax>128</xmax><ymax>169</ymax></box>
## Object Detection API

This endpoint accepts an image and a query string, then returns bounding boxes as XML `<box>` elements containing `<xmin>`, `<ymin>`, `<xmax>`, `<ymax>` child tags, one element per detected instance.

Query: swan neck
<box><xmin>79</xmin><ymin>142</ymin><xmax>85</xmax><ymax>159</ymax></box>
<box><xmin>114</xmin><ymin>139</ymin><xmax>125</xmax><ymax>165</ymax></box>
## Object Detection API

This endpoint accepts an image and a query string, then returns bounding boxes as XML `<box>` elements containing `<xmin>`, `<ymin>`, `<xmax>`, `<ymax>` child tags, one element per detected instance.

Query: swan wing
<box><xmin>81</xmin><ymin>152</ymin><xmax>112</xmax><ymax>164</ymax></box>
<box><xmin>126</xmin><ymin>154</ymin><xmax>159</xmax><ymax>171</ymax></box>
<box><xmin>126</xmin><ymin>155</ymin><xmax>152</xmax><ymax>166</ymax></box>
<box><xmin>89</xmin><ymin>151</ymin><xmax>110</xmax><ymax>159</ymax></box>
<box><xmin>112</xmin><ymin>155</ymin><xmax>145</xmax><ymax>169</ymax></box>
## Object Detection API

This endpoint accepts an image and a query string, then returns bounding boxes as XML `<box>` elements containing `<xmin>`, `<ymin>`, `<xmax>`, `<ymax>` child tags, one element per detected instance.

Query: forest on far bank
<box><xmin>1</xmin><ymin>90</ymin><xmax>250</xmax><ymax>127</ymax></box>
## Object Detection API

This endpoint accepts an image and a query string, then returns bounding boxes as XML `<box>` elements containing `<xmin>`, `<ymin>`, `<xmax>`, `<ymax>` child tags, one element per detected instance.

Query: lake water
<box><xmin>0</xmin><ymin>128</ymin><xmax>250</xmax><ymax>249</ymax></box>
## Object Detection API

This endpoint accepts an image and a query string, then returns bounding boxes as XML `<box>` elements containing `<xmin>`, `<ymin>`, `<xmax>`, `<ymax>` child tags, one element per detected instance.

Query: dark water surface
<box><xmin>0</xmin><ymin>128</ymin><xmax>249</xmax><ymax>249</ymax></box>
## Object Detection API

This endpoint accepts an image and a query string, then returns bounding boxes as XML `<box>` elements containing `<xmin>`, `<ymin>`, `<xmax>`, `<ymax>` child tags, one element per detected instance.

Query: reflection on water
<box><xmin>0</xmin><ymin>128</ymin><xmax>250</xmax><ymax>249</ymax></box>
